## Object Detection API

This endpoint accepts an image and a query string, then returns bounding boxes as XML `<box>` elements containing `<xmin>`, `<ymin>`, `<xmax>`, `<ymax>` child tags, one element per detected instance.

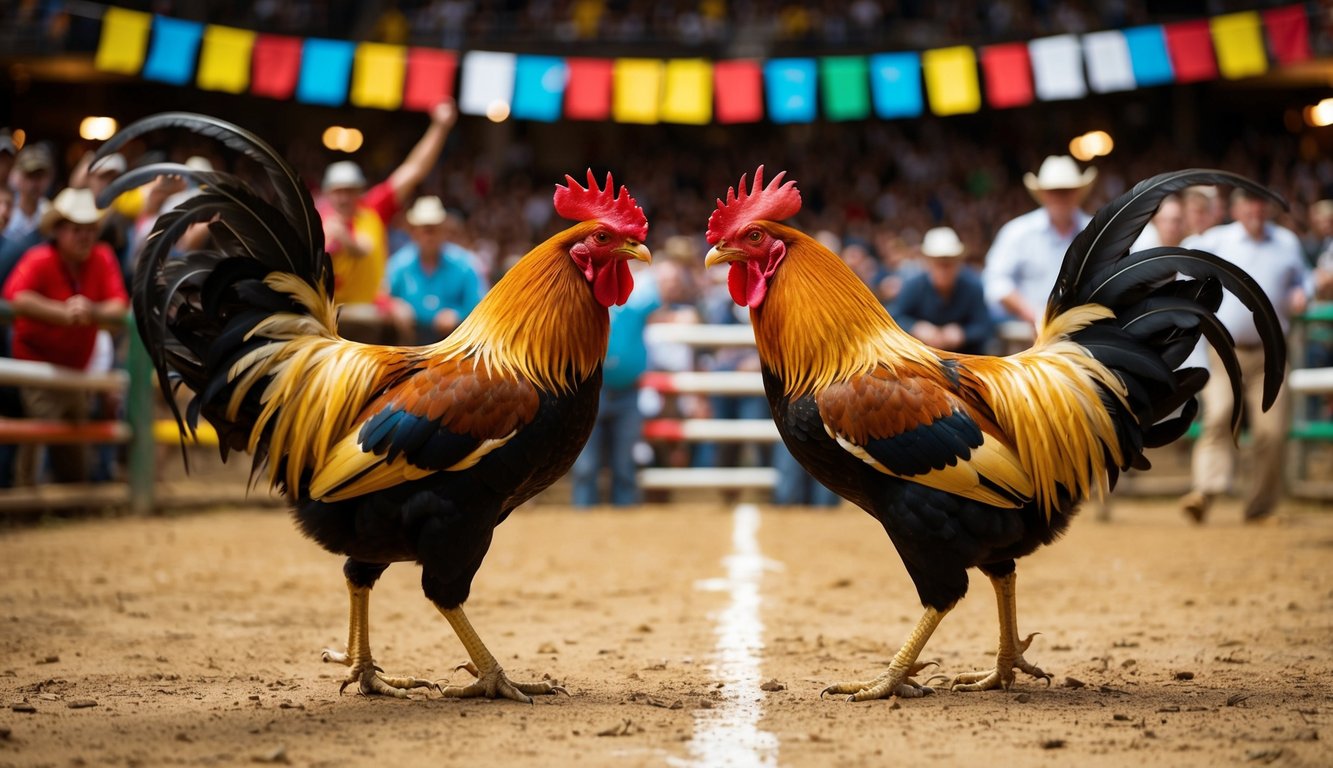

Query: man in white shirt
<box><xmin>4</xmin><ymin>145</ymin><xmax>53</xmax><ymax>243</ymax></box>
<box><xmin>983</xmin><ymin>155</ymin><xmax>1096</xmax><ymax>331</ymax></box>
<box><xmin>1181</xmin><ymin>187</ymin><xmax>1311</xmax><ymax>525</ymax></box>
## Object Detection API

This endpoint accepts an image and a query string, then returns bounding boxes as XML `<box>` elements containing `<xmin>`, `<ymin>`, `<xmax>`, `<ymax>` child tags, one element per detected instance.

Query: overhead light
<box><xmin>1069</xmin><ymin>130</ymin><xmax>1114</xmax><ymax>162</ymax></box>
<box><xmin>1305</xmin><ymin>98</ymin><xmax>1333</xmax><ymax>128</ymax></box>
<box><xmin>321</xmin><ymin>126</ymin><xmax>364</xmax><ymax>153</ymax></box>
<box><xmin>79</xmin><ymin>116</ymin><xmax>118</xmax><ymax>141</ymax></box>
<box><xmin>10</xmin><ymin>128</ymin><xmax>24</xmax><ymax>150</ymax></box>
<box><xmin>486</xmin><ymin>100</ymin><xmax>511</xmax><ymax>123</ymax></box>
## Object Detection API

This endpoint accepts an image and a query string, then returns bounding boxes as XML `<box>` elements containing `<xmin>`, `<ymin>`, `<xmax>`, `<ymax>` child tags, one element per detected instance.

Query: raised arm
<box><xmin>386</xmin><ymin>100</ymin><xmax>458</xmax><ymax>206</ymax></box>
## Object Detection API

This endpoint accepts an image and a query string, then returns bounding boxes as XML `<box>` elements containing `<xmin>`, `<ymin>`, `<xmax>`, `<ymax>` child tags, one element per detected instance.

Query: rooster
<box><xmin>96</xmin><ymin>114</ymin><xmax>651</xmax><ymax>702</ymax></box>
<box><xmin>704</xmin><ymin>167</ymin><xmax>1284</xmax><ymax>702</ymax></box>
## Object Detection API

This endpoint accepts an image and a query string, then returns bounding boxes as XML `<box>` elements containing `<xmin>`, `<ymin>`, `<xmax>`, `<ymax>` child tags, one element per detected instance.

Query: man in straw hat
<box><xmin>1</xmin><ymin>187</ymin><xmax>128</xmax><ymax>485</ymax></box>
<box><xmin>895</xmin><ymin>226</ymin><xmax>994</xmax><ymax>355</ymax></box>
<box><xmin>385</xmin><ymin>195</ymin><xmax>483</xmax><ymax>345</ymax></box>
<box><xmin>982</xmin><ymin>154</ymin><xmax>1097</xmax><ymax>331</ymax></box>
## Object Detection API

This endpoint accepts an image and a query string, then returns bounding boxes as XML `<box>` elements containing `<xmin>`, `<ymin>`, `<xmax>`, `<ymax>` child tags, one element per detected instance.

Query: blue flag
<box><xmin>869</xmin><ymin>52</ymin><xmax>923</xmax><ymax>119</ymax></box>
<box><xmin>512</xmin><ymin>56</ymin><xmax>568</xmax><ymax>122</ymax></box>
<box><xmin>142</xmin><ymin>16</ymin><xmax>203</xmax><ymax>85</ymax></box>
<box><xmin>764</xmin><ymin>58</ymin><xmax>817</xmax><ymax>124</ymax></box>
<box><xmin>297</xmin><ymin>38</ymin><xmax>356</xmax><ymax>106</ymax></box>
<box><xmin>1123</xmin><ymin>26</ymin><xmax>1175</xmax><ymax>87</ymax></box>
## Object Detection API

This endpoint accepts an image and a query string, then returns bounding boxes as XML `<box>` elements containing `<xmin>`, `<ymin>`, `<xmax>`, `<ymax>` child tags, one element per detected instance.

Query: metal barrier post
<box><xmin>127</xmin><ymin>322</ymin><xmax>156</xmax><ymax>514</ymax></box>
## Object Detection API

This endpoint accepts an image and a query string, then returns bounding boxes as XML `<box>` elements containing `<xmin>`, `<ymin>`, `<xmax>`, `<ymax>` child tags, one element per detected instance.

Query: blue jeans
<box><xmin>572</xmin><ymin>387</ymin><xmax>643</xmax><ymax>507</ymax></box>
<box><xmin>772</xmin><ymin>440</ymin><xmax>841</xmax><ymax>507</ymax></box>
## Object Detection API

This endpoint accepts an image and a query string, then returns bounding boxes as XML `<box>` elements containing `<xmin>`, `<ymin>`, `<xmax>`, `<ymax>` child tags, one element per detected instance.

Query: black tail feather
<box><xmin>1048</xmin><ymin>168</ymin><xmax>1288</xmax><ymax>474</ymax></box>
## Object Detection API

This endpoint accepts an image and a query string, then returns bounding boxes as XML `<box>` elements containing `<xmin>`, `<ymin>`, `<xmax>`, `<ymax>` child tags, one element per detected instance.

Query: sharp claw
<box><xmin>338</xmin><ymin>679</ymin><xmax>352</xmax><ymax>695</ymax></box>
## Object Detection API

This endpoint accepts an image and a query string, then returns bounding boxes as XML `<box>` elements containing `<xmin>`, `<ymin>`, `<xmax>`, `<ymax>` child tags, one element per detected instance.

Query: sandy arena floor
<box><xmin>1</xmin><ymin>496</ymin><xmax>1331</xmax><ymax>767</ymax></box>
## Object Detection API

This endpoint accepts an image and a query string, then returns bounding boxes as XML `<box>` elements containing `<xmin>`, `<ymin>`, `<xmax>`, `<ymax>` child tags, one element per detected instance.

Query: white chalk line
<box><xmin>672</xmin><ymin>503</ymin><xmax>781</xmax><ymax>768</ymax></box>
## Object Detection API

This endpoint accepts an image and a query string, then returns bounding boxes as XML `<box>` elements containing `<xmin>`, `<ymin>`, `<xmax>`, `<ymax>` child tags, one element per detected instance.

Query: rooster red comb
<box><xmin>706</xmin><ymin>165</ymin><xmax>802</xmax><ymax>245</ymax></box>
<box><xmin>553</xmin><ymin>170</ymin><xmax>648</xmax><ymax>241</ymax></box>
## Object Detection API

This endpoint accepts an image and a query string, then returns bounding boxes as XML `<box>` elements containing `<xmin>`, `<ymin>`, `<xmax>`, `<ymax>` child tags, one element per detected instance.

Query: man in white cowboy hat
<box><xmin>318</xmin><ymin>99</ymin><xmax>457</xmax><ymax>310</ymax></box>
<box><xmin>1</xmin><ymin>187</ymin><xmax>129</xmax><ymax>485</ymax></box>
<box><xmin>385</xmin><ymin>195</ymin><xmax>483</xmax><ymax>345</ymax></box>
<box><xmin>982</xmin><ymin>154</ymin><xmax>1097</xmax><ymax>331</ymax></box>
<box><xmin>894</xmin><ymin>226</ymin><xmax>994</xmax><ymax>355</ymax></box>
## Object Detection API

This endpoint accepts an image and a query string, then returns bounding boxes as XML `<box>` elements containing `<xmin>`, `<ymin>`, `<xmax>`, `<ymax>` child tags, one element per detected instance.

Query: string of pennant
<box><xmin>92</xmin><ymin>4</ymin><xmax>1312</xmax><ymax>124</ymax></box>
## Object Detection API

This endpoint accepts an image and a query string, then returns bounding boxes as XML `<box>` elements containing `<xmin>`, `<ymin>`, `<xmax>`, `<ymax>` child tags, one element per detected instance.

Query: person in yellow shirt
<box><xmin>318</xmin><ymin>100</ymin><xmax>457</xmax><ymax>327</ymax></box>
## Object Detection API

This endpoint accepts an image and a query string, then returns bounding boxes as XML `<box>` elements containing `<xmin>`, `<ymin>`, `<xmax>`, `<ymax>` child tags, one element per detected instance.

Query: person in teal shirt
<box><xmin>386</xmin><ymin>196</ymin><xmax>483</xmax><ymax>345</ymax></box>
<box><xmin>572</xmin><ymin>265</ymin><xmax>662</xmax><ymax>507</ymax></box>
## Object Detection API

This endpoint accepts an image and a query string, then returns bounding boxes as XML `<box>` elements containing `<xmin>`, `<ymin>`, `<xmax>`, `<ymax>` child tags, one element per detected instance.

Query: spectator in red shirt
<box><xmin>319</xmin><ymin>100</ymin><xmax>457</xmax><ymax>340</ymax></box>
<box><xmin>2</xmin><ymin>187</ymin><xmax>128</xmax><ymax>485</ymax></box>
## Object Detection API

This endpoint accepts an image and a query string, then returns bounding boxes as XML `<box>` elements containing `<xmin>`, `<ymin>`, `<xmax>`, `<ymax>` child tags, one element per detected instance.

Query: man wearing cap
<box><xmin>5</xmin><ymin>144</ymin><xmax>54</xmax><ymax>243</ymax></box>
<box><xmin>318</xmin><ymin>100</ymin><xmax>458</xmax><ymax>309</ymax></box>
<box><xmin>982</xmin><ymin>155</ymin><xmax>1096</xmax><ymax>330</ymax></box>
<box><xmin>893</xmin><ymin>226</ymin><xmax>994</xmax><ymax>356</ymax></box>
<box><xmin>1</xmin><ymin>187</ymin><xmax>128</xmax><ymax>485</ymax></box>
<box><xmin>0</xmin><ymin>131</ymin><xmax>16</xmax><ymax>195</ymax></box>
<box><xmin>385</xmin><ymin>195</ymin><xmax>483</xmax><ymax>344</ymax></box>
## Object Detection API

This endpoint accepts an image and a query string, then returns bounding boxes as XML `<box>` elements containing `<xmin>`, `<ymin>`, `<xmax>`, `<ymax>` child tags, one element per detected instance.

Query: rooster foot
<box><xmin>950</xmin><ymin>633</ymin><xmax>1052</xmax><ymax>692</ymax></box>
<box><xmin>437</xmin><ymin>660</ymin><xmax>568</xmax><ymax>704</ymax></box>
<box><xmin>820</xmin><ymin>660</ymin><xmax>943</xmax><ymax>703</ymax></box>
<box><xmin>322</xmin><ymin>649</ymin><xmax>436</xmax><ymax>698</ymax></box>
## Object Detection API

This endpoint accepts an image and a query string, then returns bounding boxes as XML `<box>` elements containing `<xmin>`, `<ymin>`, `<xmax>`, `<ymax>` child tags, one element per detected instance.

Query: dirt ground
<box><xmin>1</xmin><ymin>495</ymin><xmax>1331</xmax><ymax>768</ymax></box>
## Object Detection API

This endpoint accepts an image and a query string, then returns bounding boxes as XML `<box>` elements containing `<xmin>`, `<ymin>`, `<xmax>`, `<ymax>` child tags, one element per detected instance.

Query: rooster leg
<box><xmin>820</xmin><ymin>607</ymin><xmax>949</xmax><ymax>702</ymax></box>
<box><xmin>321</xmin><ymin>580</ymin><xmax>436</xmax><ymax>698</ymax></box>
<box><xmin>951</xmin><ymin>571</ymin><xmax>1051</xmax><ymax>692</ymax></box>
<box><xmin>436</xmin><ymin>606</ymin><xmax>568</xmax><ymax>703</ymax></box>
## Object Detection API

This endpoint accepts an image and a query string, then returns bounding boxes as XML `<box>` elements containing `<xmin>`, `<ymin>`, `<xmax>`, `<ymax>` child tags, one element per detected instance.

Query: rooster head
<box><xmin>703</xmin><ymin>165</ymin><xmax>802</xmax><ymax>308</ymax></box>
<box><xmin>554</xmin><ymin>170</ymin><xmax>651</xmax><ymax>307</ymax></box>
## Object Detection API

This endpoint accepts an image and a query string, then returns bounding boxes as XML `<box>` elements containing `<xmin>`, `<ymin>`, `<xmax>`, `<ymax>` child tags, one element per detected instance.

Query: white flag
<box><xmin>1030</xmin><ymin>34</ymin><xmax>1087</xmax><ymax>101</ymax></box>
<box><xmin>459</xmin><ymin>50</ymin><xmax>516</xmax><ymax>117</ymax></box>
<box><xmin>1083</xmin><ymin>30</ymin><xmax>1137</xmax><ymax>93</ymax></box>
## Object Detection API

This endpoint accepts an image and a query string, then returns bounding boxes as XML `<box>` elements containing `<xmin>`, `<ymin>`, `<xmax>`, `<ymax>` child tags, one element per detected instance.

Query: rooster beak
<box><xmin>617</xmin><ymin>241</ymin><xmax>652</xmax><ymax>264</ymax></box>
<box><xmin>705</xmin><ymin>243</ymin><xmax>741</xmax><ymax>268</ymax></box>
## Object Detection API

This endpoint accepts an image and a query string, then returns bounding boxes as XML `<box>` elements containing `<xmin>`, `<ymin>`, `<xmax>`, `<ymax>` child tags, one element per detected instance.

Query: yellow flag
<box><xmin>613</xmin><ymin>59</ymin><xmax>663</xmax><ymax>124</ymax></box>
<box><xmin>661</xmin><ymin>59</ymin><xmax>712</xmax><ymax>125</ymax></box>
<box><xmin>922</xmin><ymin>46</ymin><xmax>981</xmax><ymax>116</ymax></box>
<box><xmin>1211</xmin><ymin>12</ymin><xmax>1268</xmax><ymax>80</ymax></box>
<box><xmin>95</xmin><ymin>7</ymin><xmax>151</xmax><ymax>75</ymax></box>
<box><xmin>351</xmin><ymin>43</ymin><xmax>407</xmax><ymax>110</ymax></box>
<box><xmin>197</xmin><ymin>25</ymin><xmax>256</xmax><ymax>94</ymax></box>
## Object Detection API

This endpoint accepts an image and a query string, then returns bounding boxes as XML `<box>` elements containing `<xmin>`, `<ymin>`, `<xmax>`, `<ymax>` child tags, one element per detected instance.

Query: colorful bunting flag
<box><xmin>613</xmin><ymin>59</ymin><xmax>663</xmax><ymax>124</ymax></box>
<box><xmin>251</xmin><ymin>35</ymin><xmax>303</xmax><ymax>100</ymax></box>
<box><xmin>296</xmin><ymin>38</ymin><xmax>355</xmax><ymax>106</ymax></box>
<box><xmin>1211</xmin><ymin>12</ymin><xmax>1267</xmax><ymax>80</ymax></box>
<box><xmin>512</xmin><ymin>56</ymin><xmax>568</xmax><ymax>122</ymax></box>
<box><xmin>142</xmin><ymin>16</ymin><xmax>203</xmax><ymax>85</ymax></box>
<box><xmin>1030</xmin><ymin>34</ymin><xmax>1086</xmax><ymax>101</ymax></box>
<box><xmin>868</xmin><ymin>52</ymin><xmax>922</xmax><ymax>119</ymax></box>
<box><xmin>565</xmin><ymin>58</ymin><xmax>614</xmax><ymax>120</ymax></box>
<box><xmin>714</xmin><ymin>59</ymin><xmax>764</xmax><ymax>123</ymax></box>
<box><xmin>197</xmin><ymin>25</ymin><xmax>256</xmax><ymax>94</ymax></box>
<box><xmin>1164</xmin><ymin>20</ymin><xmax>1218</xmax><ymax>84</ymax></box>
<box><xmin>820</xmin><ymin>56</ymin><xmax>870</xmax><ymax>121</ymax></box>
<box><xmin>1083</xmin><ymin>30</ymin><xmax>1136</xmax><ymax>93</ymax></box>
<box><xmin>350</xmin><ymin>43</ymin><xmax>407</xmax><ymax>110</ymax></box>
<box><xmin>95</xmin><ymin>7</ymin><xmax>151</xmax><ymax>75</ymax></box>
<box><xmin>661</xmin><ymin>59</ymin><xmax>712</xmax><ymax>125</ymax></box>
<box><xmin>764</xmin><ymin>58</ymin><xmax>817</xmax><ymax>124</ymax></box>
<box><xmin>979</xmin><ymin>44</ymin><xmax>1033</xmax><ymax>109</ymax></box>
<box><xmin>1122</xmin><ymin>26</ymin><xmax>1174</xmax><ymax>87</ymax></box>
<box><xmin>922</xmin><ymin>47</ymin><xmax>980</xmax><ymax>117</ymax></box>
<box><xmin>459</xmin><ymin>51</ymin><xmax>516</xmax><ymax>117</ymax></box>
<box><xmin>403</xmin><ymin>48</ymin><xmax>457</xmax><ymax>112</ymax></box>
<box><xmin>1264</xmin><ymin>5</ymin><xmax>1311</xmax><ymax>65</ymax></box>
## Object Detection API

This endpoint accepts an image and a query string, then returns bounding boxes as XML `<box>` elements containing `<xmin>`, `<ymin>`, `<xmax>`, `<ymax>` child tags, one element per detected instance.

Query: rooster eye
<box><xmin>747</xmin><ymin>230</ymin><xmax>763</xmax><ymax>243</ymax></box>
<box><xmin>594</xmin><ymin>231</ymin><xmax>610</xmax><ymax>244</ymax></box>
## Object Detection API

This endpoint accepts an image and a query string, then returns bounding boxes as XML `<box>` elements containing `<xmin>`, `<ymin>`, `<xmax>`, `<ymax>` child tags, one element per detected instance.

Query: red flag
<box><xmin>1164</xmin><ymin>20</ymin><xmax>1218</xmax><ymax>83</ymax></box>
<box><xmin>403</xmin><ymin>48</ymin><xmax>457</xmax><ymax>112</ymax></box>
<box><xmin>250</xmin><ymin>34</ymin><xmax>302</xmax><ymax>99</ymax></box>
<box><xmin>714</xmin><ymin>59</ymin><xmax>764</xmax><ymax>123</ymax></box>
<box><xmin>980</xmin><ymin>43</ymin><xmax>1033</xmax><ymax>109</ymax></box>
<box><xmin>1264</xmin><ymin>5</ymin><xmax>1311</xmax><ymax>65</ymax></box>
<box><xmin>564</xmin><ymin>58</ymin><xmax>613</xmax><ymax>120</ymax></box>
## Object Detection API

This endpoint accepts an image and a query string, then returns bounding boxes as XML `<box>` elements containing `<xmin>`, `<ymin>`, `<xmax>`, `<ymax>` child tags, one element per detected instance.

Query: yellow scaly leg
<box><xmin>321</xmin><ymin>580</ymin><xmax>435</xmax><ymax>697</ymax></box>
<box><xmin>821</xmin><ymin>606</ymin><xmax>949</xmax><ymax>702</ymax></box>
<box><xmin>951</xmin><ymin>572</ymin><xmax>1052</xmax><ymax>692</ymax></box>
<box><xmin>437</xmin><ymin>606</ymin><xmax>567</xmax><ymax>703</ymax></box>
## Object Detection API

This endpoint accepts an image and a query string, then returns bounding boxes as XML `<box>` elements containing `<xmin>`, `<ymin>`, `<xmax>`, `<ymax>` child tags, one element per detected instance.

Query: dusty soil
<box><xmin>1</xmin><ymin>496</ymin><xmax>1331</xmax><ymax>767</ymax></box>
